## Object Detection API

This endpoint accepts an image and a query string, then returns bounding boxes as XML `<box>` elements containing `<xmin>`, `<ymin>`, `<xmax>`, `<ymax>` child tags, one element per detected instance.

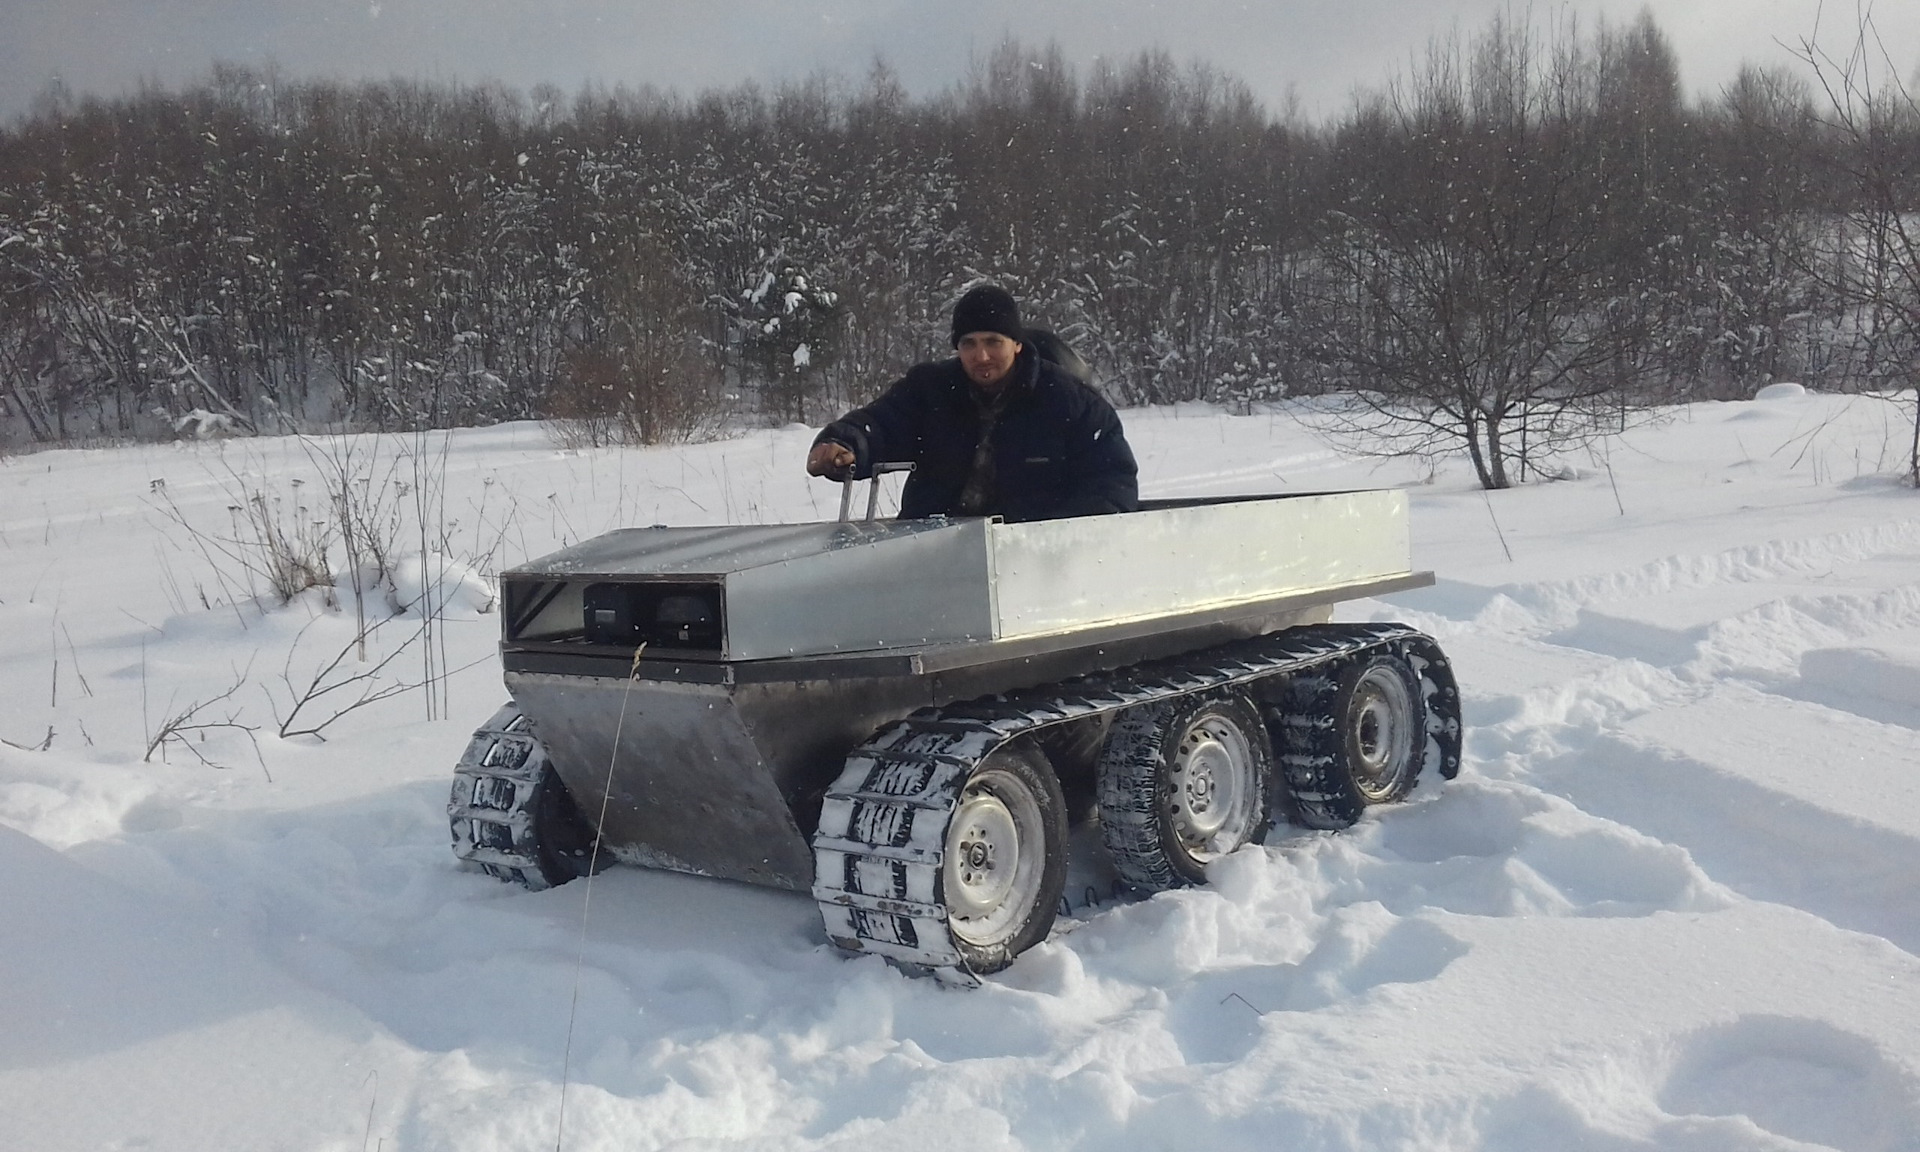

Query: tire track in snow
<box><xmin>1463</xmin><ymin>585</ymin><xmax>1920</xmax><ymax>957</ymax></box>
<box><xmin>1426</xmin><ymin>512</ymin><xmax>1920</xmax><ymax>956</ymax></box>
<box><xmin>1506</xmin><ymin>725</ymin><xmax>1920</xmax><ymax>956</ymax></box>
<box><xmin>1524</xmin><ymin>578</ymin><xmax>1920</xmax><ymax>698</ymax></box>
<box><xmin>1656</xmin><ymin>1014</ymin><xmax>1920</xmax><ymax>1152</ymax></box>
<box><xmin>1405</xmin><ymin>517</ymin><xmax>1920</xmax><ymax>638</ymax></box>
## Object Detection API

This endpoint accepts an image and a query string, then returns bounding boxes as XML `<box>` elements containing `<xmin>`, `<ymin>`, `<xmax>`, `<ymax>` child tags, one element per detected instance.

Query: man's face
<box><xmin>957</xmin><ymin>332</ymin><xmax>1021</xmax><ymax>391</ymax></box>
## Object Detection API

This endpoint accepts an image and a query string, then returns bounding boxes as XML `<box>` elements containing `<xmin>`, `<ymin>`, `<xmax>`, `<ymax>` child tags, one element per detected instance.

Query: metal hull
<box><xmin>509</xmin><ymin>671</ymin><xmax>934</xmax><ymax>890</ymax></box>
<box><xmin>490</xmin><ymin>490</ymin><xmax>1428</xmax><ymax>891</ymax></box>
<box><xmin>507</xmin><ymin>600</ymin><xmax>1346</xmax><ymax>890</ymax></box>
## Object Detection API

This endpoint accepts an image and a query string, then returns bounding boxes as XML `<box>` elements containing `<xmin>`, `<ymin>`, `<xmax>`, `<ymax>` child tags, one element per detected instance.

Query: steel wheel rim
<box><xmin>945</xmin><ymin>767</ymin><xmax>1045</xmax><ymax>947</ymax></box>
<box><xmin>1166</xmin><ymin>711</ymin><xmax>1258</xmax><ymax>861</ymax></box>
<box><xmin>1351</xmin><ymin>665</ymin><xmax>1416</xmax><ymax>800</ymax></box>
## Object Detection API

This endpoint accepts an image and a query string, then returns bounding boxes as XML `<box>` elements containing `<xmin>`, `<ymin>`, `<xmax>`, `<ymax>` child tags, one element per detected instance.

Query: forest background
<box><xmin>2</xmin><ymin>10</ymin><xmax>1916</xmax><ymax>489</ymax></box>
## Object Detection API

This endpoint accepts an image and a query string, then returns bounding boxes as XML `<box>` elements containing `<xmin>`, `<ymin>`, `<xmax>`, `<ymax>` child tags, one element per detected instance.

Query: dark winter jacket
<box><xmin>815</xmin><ymin>348</ymin><xmax>1139</xmax><ymax>523</ymax></box>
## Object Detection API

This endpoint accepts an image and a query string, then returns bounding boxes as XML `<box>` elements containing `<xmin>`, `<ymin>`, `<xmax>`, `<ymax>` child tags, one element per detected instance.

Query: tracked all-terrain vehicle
<box><xmin>449</xmin><ymin>489</ymin><xmax>1461</xmax><ymax>983</ymax></box>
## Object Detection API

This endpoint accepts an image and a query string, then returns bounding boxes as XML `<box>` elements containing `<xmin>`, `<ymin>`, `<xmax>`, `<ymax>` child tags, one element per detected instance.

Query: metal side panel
<box><xmin>723</xmin><ymin>517</ymin><xmax>996</xmax><ymax>659</ymax></box>
<box><xmin>505</xmin><ymin>671</ymin><xmax>819</xmax><ymax>890</ymax></box>
<box><xmin>987</xmin><ymin>490</ymin><xmax>1412</xmax><ymax>639</ymax></box>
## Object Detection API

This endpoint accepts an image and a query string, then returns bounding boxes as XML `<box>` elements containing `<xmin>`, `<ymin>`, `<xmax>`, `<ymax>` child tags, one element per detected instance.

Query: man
<box><xmin>807</xmin><ymin>284</ymin><xmax>1139</xmax><ymax>522</ymax></box>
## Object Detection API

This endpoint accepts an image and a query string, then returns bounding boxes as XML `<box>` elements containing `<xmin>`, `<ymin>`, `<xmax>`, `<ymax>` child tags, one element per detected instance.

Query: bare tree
<box><xmin>1306</xmin><ymin>15</ymin><xmax>1659</xmax><ymax>488</ymax></box>
<box><xmin>1690</xmin><ymin>65</ymin><xmax>1825</xmax><ymax>394</ymax></box>
<box><xmin>1793</xmin><ymin>5</ymin><xmax>1920</xmax><ymax>485</ymax></box>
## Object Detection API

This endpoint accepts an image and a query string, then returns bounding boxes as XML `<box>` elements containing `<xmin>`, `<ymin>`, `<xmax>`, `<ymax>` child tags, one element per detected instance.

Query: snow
<box><xmin>172</xmin><ymin>408</ymin><xmax>242</xmax><ymax>439</ymax></box>
<box><xmin>390</xmin><ymin>552</ymin><xmax>496</xmax><ymax>618</ymax></box>
<box><xmin>3</xmin><ymin>391</ymin><xmax>1919</xmax><ymax>1150</ymax></box>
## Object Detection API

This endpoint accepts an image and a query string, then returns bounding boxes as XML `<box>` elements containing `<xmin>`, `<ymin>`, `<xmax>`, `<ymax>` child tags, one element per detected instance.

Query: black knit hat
<box><xmin>950</xmin><ymin>284</ymin><xmax>1024</xmax><ymax>347</ymax></box>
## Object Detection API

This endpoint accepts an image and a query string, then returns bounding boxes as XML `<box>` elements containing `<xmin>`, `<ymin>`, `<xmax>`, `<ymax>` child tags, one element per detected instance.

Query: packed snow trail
<box><xmin>3</xmin><ymin>390</ymin><xmax>1919</xmax><ymax>1150</ymax></box>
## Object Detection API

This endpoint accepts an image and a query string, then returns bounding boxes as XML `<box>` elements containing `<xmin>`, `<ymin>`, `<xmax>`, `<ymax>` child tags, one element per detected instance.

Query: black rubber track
<box><xmin>449</xmin><ymin>704</ymin><xmax>604</xmax><ymax>890</ymax></box>
<box><xmin>1098</xmin><ymin>691</ymin><xmax>1274</xmax><ymax>892</ymax></box>
<box><xmin>811</xmin><ymin>622</ymin><xmax>1461</xmax><ymax>983</ymax></box>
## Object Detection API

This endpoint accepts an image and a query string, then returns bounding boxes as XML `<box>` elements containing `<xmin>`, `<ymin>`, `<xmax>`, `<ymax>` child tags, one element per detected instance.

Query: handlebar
<box><xmin>837</xmin><ymin>462</ymin><xmax>915</xmax><ymax>522</ymax></box>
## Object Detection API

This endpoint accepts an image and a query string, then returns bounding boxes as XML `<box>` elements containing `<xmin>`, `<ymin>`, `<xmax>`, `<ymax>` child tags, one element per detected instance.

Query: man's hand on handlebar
<box><xmin>807</xmin><ymin>442</ymin><xmax>856</xmax><ymax>480</ymax></box>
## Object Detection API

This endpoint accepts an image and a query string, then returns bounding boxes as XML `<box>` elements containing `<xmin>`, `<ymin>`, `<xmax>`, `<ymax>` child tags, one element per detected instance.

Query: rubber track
<box><xmin>448</xmin><ymin>704</ymin><xmax>555</xmax><ymax>888</ymax></box>
<box><xmin>811</xmin><ymin>623</ymin><xmax>1461</xmax><ymax>983</ymax></box>
<box><xmin>1274</xmin><ymin>634</ymin><xmax>1460</xmax><ymax>828</ymax></box>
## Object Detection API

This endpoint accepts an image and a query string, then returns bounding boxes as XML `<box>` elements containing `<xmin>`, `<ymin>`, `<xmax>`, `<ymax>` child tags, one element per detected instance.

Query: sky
<box><xmin>3</xmin><ymin>0</ymin><xmax>1917</xmax><ymax>125</ymax></box>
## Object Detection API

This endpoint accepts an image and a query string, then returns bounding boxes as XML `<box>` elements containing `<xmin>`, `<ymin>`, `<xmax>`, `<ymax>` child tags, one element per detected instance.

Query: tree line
<box><xmin>1</xmin><ymin>10</ymin><xmax>1916</xmax><ymax>486</ymax></box>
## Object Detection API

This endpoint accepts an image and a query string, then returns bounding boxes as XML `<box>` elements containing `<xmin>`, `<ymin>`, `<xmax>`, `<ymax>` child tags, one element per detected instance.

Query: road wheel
<box><xmin>1278</xmin><ymin>651</ymin><xmax>1424</xmax><ymax>829</ymax></box>
<box><xmin>1099</xmin><ymin>692</ymin><xmax>1273</xmax><ymax>891</ymax></box>
<box><xmin>940</xmin><ymin>743</ymin><xmax>1068</xmax><ymax>974</ymax></box>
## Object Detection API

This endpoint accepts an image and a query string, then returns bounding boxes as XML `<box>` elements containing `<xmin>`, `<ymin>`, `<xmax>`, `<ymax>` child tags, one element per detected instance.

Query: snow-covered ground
<box><xmin>4</xmin><ymin>389</ymin><xmax>1919</xmax><ymax>1151</ymax></box>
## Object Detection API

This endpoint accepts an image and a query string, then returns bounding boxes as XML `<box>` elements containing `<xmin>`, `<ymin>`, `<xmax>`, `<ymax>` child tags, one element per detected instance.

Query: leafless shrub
<box><xmin>0</xmin><ymin>726</ymin><xmax>54</xmax><ymax>752</ymax></box>
<box><xmin>235</xmin><ymin>484</ymin><xmax>334</xmax><ymax>602</ymax></box>
<box><xmin>151</xmin><ymin>467</ymin><xmax>335</xmax><ymax>606</ymax></box>
<box><xmin>142</xmin><ymin>662</ymin><xmax>266</xmax><ymax>775</ymax></box>
<box><xmin>301</xmin><ymin>433</ymin><xmax>407</xmax><ymax>654</ymax></box>
<box><xmin>547</xmin><ymin>341</ymin><xmax>726</xmax><ymax>450</ymax></box>
<box><xmin>269</xmin><ymin>611</ymin><xmax>488</xmax><ymax>741</ymax></box>
<box><xmin>545</xmin><ymin>350</ymin><xmax>628</xmax><ymax>450</ymax></box>
<box><xmin>270</xmin><ymin>615</ymin><xmax>422</xmax><ymax>740</ymax></box>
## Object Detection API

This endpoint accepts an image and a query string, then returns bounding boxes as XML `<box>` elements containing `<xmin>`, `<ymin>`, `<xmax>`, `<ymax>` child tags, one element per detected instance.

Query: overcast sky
<box><xmin>3</xmin><ymin>1</ymin><xmax>1915</xmax><ymax>124</ymax></box>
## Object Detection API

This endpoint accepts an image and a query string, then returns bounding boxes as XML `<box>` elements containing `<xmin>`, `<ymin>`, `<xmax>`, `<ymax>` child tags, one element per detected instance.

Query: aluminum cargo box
<box><xmin>502</xmin><ymin>490</ymin><xmax>1413</xmax><ymax>661</ymax></box>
